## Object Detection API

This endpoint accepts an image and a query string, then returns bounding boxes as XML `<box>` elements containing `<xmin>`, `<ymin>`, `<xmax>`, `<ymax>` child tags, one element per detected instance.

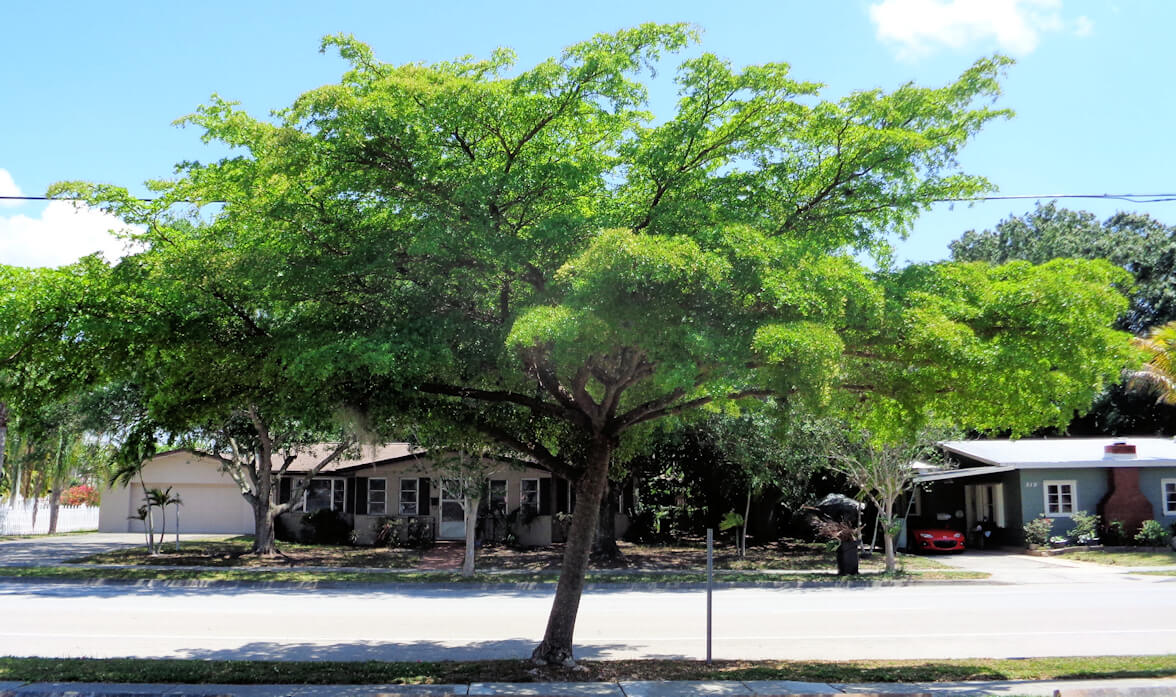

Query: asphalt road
<box><xmin>2</xmin><ymin>577</ymin><xmax>1176</xmax><ymax>661</ymax></box>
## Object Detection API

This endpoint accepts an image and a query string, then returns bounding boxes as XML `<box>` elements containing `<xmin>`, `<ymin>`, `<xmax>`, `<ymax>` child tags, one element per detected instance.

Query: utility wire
<box><xmin>3</xmin><ymin>193</ymin><xmax>1176</xmax><ymax>204</ymax></box>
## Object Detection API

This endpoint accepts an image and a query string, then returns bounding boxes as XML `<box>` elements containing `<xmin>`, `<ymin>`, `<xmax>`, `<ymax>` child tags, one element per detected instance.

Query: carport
<box><xmin>902</xmin><ymin>464</ymin><xmax>1017</xmax><ymax>549</ymax></box>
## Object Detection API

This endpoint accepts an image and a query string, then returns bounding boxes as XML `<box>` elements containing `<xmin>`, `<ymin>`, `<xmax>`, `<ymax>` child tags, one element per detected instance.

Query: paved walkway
<box><xmin>931</xmin><ymin>548</ymin><xmax>1176</xmax><ymax>583</ymax></box>
<box><xmin>418</xmin><ymin>541</ymin><xmax>466</xmax><ymax>570</ymax></box>
<box><xmin>3</xmin><ymin>678</ymin><xmax>1176</xmax><ymax>696</ymax></box>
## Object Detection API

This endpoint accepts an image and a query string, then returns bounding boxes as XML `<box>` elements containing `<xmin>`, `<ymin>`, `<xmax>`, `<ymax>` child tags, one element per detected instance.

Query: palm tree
<box><xmin>1128</xmin><ymin>322</ymin><xmax>1176</xmax><ymax>404</ymax></box>
<box><xmin>145</xmin><ymin>487</ymin><xmax>182</xmax><ymax>553</ymax></box>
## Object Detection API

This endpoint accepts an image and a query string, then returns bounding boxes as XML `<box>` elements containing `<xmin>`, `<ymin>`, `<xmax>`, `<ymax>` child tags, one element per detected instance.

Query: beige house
<box><xmin>98</xmin><ymin>444</ymin><xmax>625</xmax><ymax>546</ymax></box>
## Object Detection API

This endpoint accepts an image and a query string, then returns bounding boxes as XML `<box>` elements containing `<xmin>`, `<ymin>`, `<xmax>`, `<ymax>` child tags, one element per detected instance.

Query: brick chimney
<box><xmin>1098</xmin><ymin>464</ymin><xmax>1154</xmax><ymax>536</ymax></box>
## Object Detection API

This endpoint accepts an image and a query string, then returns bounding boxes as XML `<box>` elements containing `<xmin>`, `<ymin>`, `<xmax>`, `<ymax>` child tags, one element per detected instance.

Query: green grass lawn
<box><xmin>67</xmin><ymin>536</ymin><xmax>952</xmax><ymax>574</ymax></box>
<box><xmin>1060</xmin><ymin>549</ymin><xmax>1176</xmax><ymax>566</ymax></box>
<box><xmin>0</xmin><ymin>655</ymin><xmax>1172</xmax><ymax>685</ymax></box>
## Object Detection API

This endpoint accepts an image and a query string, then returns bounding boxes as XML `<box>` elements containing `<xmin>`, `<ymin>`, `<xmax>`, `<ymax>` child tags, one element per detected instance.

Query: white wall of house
<box><xmin>97</xmin><ymin>451</ymin><xmax>255</xmax><ymax>534</ymax></box>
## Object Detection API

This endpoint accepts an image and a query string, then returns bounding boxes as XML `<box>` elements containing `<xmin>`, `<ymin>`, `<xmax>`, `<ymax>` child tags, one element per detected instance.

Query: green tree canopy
<box><xmin>47</xmin><ymin>25</ymin><xmax>1135</xmax><ymax>664</ymax></box>
<box><xmin>950</xmin><ymin>202</ymin><xmax>1176</xmax><ymax>435</ymax></box>
<box><xmin>950</xmin><ymin>201</ymin><xmax>1176</xmax><ymax>335</ymax></box>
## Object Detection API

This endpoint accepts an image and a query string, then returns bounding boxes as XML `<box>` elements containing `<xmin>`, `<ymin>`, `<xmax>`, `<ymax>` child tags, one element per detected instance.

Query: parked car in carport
<box><xmin>911</xmin><ymin>527</ymin><xmax>965</xmax><ymax>552</ymax></box>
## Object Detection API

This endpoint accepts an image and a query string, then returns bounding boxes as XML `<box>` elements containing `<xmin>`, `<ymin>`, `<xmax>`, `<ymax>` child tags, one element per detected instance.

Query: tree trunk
<box><xmin>138</xmin><ymin>473</ymin><xmax>157</xmax><ymax>555</ymax></box>
<box><xmin>463</xmin><ymin>494</ymin><xmax>479</xmax><ymax>577</ymax></box>
<box><xmin>0</xmin><ymin>401</ymin><xmax>7</xmax><ymax>486</ymax></box>
<box><xmin>253</xmin><ymin>502</ymin><xmax>277</xmax><ymax>555</ymax></box>
<box><xmin>175</xmin><ymin>504</ymin><xmax>181</xmax><ymax>552</ymax></box>
<box><xmin>156</xmin><ymin>498</ymin><xmax>167</xmax><ymax>551</ymax></box>
<box><xmin>250</xmin><ymin>452</ymin><xmax>279</xmax><ymax>556</ymax></box>
<box><xmin>883</xmin><ymin>531</ymin><xmax>896</xmax><ymax>573</ymax></box>
<box><xmin>47</xmin><ymin>485</ymin><xmax>62</xmax><ymax>534</ymax></box>
<box><xmin>741</xmin><ymin>487</ymin><xmax>752</xmax><ymax>558</ymax></box>
<box><xmin>48</xmin><ymin>428</ymin><xmax>64</xmax><ymax>535</ymax></box>
<box><xmin>531</xmin><ymin>439</ymin><xmax>611</xmax><ymax>666</ymax></box>
<box><xmin>30</xmin><ymin>471</ymin><xmax>44</xmax><ymax>531</ymax></box>
<box><xmin>882</xmin><ymin>501</ymin><xmax>896</xmax><ymax>574</ymax></box>
<box><xmin>592</xmin><ymin>480</ymin><xmax>620</xmax><ymax>560</ymax></box>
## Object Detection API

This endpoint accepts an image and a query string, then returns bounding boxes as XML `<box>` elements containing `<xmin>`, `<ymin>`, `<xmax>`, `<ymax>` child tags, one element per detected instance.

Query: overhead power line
<box><xmin>3</xmin><ymin>193</ymin><xmax>1176</xmax><ymax>204</ymax></box>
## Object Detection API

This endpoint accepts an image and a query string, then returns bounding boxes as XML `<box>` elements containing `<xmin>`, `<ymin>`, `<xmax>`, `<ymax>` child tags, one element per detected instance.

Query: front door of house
<box><xmin>439</xmin><ymin>479</ymin><xmax>465</xmax><ymax>539</ymax></box>
<box><xmin>964</xmin><ymin>483</ymin><xmax>1006</xmax><ymax>530</ymax></box>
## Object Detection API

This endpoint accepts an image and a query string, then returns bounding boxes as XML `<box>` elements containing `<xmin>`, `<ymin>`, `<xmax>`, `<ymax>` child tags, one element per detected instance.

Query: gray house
<box><xmin>908</xmin><ymin>438</ymin><xmax>1176</xmax><ymax>547</ymax></box>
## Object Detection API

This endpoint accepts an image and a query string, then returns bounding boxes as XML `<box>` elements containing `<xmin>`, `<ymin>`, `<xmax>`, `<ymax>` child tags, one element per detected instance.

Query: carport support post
<box><xmin>706</xmin><ymin>527</ymin><xmax>713</xmax><ymax>664</ymax></box>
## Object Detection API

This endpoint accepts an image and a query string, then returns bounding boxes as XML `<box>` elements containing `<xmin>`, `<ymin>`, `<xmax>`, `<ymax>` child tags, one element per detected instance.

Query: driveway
<box><xmin>929</xmin><ymin>546</ymin><xmax>1175</xmax><ymax>583</ymax></box>
<box><xmin>0</xmin><ymin>533</ymin><xmax>234</xmax><ymax>566</ymax></box>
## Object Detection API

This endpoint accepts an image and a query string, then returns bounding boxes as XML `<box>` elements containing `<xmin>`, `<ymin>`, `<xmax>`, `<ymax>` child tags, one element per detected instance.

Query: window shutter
<box><xmin>278</xmin><ymin>477</ymin><xmax>292</xmax><ymax>504</ymax></box>
<box><xmin>555</xmin><ymin>478</ymin><xmax>570</xmax><ymax>514</ymax></box>
<box><xmin>539</xmin><ymin>477</ymin><xmax>552</xmax><ymax>516</ymax></box>
<box><xmin>355</xmin><ymin>478</ymin><xmax>369</xmax><ymax>515</ymax></box>
<box><xmin>419</xmin><ymin>477</ymin><xmax>431</xmax><ymax>516</ymax></box>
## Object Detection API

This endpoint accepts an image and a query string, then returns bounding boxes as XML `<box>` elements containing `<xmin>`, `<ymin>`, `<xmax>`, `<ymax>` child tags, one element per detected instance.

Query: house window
<box><xmin>520</xmin><ymin>478</ymin><xmax>539</xmax><ymax>514</ymax></box>
<box><xmin>488</xmin><ymin>479</ymin><xmax>507</xmax><ymax>516</ymax></box>
<box><xmin>368</xmin><ymin>478</ymin><xmax>387</xmax><ymax>516</ymax></box>
<box><xmin>399</xmin><ymin>478</ymin><xmax>419</xmax><ymax>516</ymax></box>
<box><xmin>1044</xmin><ymin>480</ymin><xmax>1076</xmax><ymax>517</ymax></box>
<box><xmin>1163</xmin><ymin>479</ymin><xmax>1176</xmax><ymax>516</ymax></box>
<box><xmin>304</xmin><ymin>478</ymin><xmax>346</xmax><ymax>512</ymax></box>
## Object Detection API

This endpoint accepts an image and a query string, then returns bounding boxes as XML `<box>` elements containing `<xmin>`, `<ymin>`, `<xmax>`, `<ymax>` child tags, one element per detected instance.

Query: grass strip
<box><xmin>0</xmin><ymin>655</ymin><xmax>1173</xmax><ymax>685</ymax></box>
<box><xmin>0</xmin><ymin>565</ymin><xmax>987</xmax><ymax>585</ymax></box>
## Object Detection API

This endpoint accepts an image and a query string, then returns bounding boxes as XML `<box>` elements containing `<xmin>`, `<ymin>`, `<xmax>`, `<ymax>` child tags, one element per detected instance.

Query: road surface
<box><xmin>1</xmin><ymin>577</ymin><xmax>1175</xmax><ymax>661</ymax></box>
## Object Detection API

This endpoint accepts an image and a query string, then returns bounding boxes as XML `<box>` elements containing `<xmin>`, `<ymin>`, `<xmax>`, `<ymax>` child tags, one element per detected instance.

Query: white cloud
<box><xmin>0</xmin><ymin>169</ymin><xmax>24</xmax><ymax>208</ymax></box>
<box><xmin>1074</xmin><ymin>15</ymin><xmax>1094</xmax><ymax>37</ymax></box>
<box><xmin>869</xmin><ymin>0</ymin><xmax>1089</xmax><ymax>59</ymax></box>
<box><xmin>0</xmin><ymin>199</ymin><xmax>135</xmax><ymax>268</ymax></box>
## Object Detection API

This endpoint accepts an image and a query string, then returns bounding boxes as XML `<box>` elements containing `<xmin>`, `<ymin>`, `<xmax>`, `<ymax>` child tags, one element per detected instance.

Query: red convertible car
<box><xmin>911</xmin><ymin>528</ymin><xmax>966</xmax><ymax>553</ymax></box>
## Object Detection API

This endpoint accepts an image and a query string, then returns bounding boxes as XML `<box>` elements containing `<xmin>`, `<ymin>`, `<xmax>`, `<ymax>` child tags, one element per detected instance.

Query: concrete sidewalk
<box><xmin>3</xmin><ymin>679</ymin><xmax>1176</xmax><ymax>697</ymax></box>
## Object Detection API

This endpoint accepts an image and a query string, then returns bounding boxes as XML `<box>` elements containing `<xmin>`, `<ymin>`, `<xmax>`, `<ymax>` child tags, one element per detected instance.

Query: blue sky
<box><xmin>2</xmin><ymin>0</ymin><xmax>1173</xmax><ymax>267</ymax></box>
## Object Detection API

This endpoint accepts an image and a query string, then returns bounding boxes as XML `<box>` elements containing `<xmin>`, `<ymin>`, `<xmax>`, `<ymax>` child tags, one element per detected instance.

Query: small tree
<box><xmin>829</xmin><ymin>432</ymin><xmax>942</xmax><ymax>574</ymax></box>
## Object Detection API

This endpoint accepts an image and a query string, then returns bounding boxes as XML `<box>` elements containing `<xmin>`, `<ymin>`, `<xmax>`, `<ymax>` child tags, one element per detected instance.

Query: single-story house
<box><xmin>906</xmin><ymin>437</ymin><xmax>1176</xmax><ymax>547</ymax></box>
<box><xmin>99</xmin><ymin>444</ymin><xmax>629</xmax><ymax>546</ymax></box>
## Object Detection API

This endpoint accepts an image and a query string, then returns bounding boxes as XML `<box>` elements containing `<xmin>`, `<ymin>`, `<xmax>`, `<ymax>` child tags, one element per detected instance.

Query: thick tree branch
<box><xmin>419</xmin><ymin>382</ymin><xmax>585</xmax><ymax>424</ymax></box>
<box><xmin>611</xmin><ymin>388</ymin><xmax>778</xmax><ymax>434</ymax></box>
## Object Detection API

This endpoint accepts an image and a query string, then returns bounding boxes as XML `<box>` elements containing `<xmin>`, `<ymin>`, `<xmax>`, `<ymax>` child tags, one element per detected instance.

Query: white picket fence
<box><xmin>0</xmin><ymin>498</ymin><xmax>100</xmax><ymax>535</ymax></box>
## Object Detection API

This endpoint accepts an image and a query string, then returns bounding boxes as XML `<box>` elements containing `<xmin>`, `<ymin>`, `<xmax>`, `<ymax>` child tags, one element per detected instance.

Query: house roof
<box><xmin>152</xmin><ymin>443</ymin><xmax>425</xmax><ymax>474</ymax></box>
<box><xmin>939</xmin><ymin>437</ymin><xmax>1176</xmax><ymax>469</ymax></box>
<box><xmin>282</xmin><ymin>443</ymin><xmax>425</xmax><ymax>473</ymax></box>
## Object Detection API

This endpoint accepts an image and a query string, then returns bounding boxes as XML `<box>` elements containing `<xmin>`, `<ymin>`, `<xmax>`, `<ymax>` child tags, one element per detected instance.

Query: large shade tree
<box><xmin>58</xmin><ymin>25</ymin><xmax>1135</xmax><ymax>664</ymax></box>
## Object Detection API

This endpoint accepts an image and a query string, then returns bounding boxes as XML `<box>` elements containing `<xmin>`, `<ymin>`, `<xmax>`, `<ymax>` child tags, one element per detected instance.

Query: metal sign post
<box><xmin>706</xmin><ymin>527</ymin><xmax>713</xmax><ymax>664</ymax></box>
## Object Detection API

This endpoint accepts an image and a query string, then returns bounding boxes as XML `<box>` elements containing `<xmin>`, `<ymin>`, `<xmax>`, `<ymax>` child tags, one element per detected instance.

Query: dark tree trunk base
<box><xmin>590</xmin><ymin>537</ymin><xmax>622</xmax><ymax>562</ymax></box>
<box><xmin>531</xmin><ymin>640</ymin><xmax>576</xmax><ymax>667</ymax></box>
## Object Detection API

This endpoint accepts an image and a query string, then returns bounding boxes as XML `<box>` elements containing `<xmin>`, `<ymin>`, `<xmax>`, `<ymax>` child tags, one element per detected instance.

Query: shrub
<box><xmin>1103</xmin><ymin>520</ymin><xmax>1130</xmax><ymax>546</ymax></box>
<box><xmin>1134</xmin><ymin>519</ymin><xmax>1170</xmax><ymax>547</ymax></box>
<box><xmin>375</xmin><ymin>516</ymin><xmax>435</xmax><ymax>549</ymax></box>
<box><xmin>60</xmin><ymin>484</ymin><xmax>100</xmax><ymax>506</ymax></box>
<box><xmin>302</xmin><ymin>509</ymin><xmax>352</xmax><ymax>545</ymax></box>
<box><xmin>1067</xmin><ymin>510</ymin><xmax>1100</xmax><ymax>544</ymax></box>
<box><xmin>1023</xmin><ymin>516</ymin><xmax>1053</xmax><ymax>546</ymax></box>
